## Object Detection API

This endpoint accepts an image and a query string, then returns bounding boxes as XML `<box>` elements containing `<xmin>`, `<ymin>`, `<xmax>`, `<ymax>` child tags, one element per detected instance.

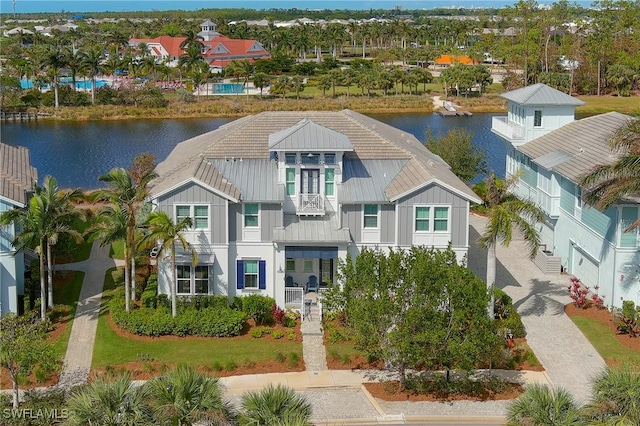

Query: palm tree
<box><xmin>93</xmin><ymin>167</ymin><xmax>157</xmax><ymax>312</ymax></box>
<box><xmin>252</xmin><ymin>72</ymin><xmax>271</xmax><ymax>98</ymax></box>
<box><xmin>37</xmin><ymin>176</ymin><xmax>84</xmax><ymax>309</ymax></box>
<box><xmin>147</xmin><ymin>365</ymin><xmax>234</xmax><ymax>425</ymax></box>
<box><xmin>66</xmin><ymin>373</ymin><xmax>151</xmax><ymax>426</ymax></box>
<box><xmin>83</xmin><ymin>46</ymin><xmax>104</xmax><ymax>104</ymax></box>
<box><xmin>42</xmin><ymin>46</ymin><xmax>66</xmax><ymax>109</ymax></box>
<box><xmin>240</xmin><ymin>384</ymin><xmax>312</xmax><ymax>426</ymax></box>
<box><xmin>139</xmin><ymin>211</ymin><xmax>197</xmax><ymax>317</ymax></box>
<box><xmin>478</xmin><ymin>173</ymin><xmax>544</xmax><ymax>318</ymax></box>
<box><xmin>507</xmin><ymin>384</ymin><xmax>582</xmax><ymax>426</ymax></box>
<box><xmin>583</xmin><ymin>368</ymin><xmax>640</xmax><ymax>425</ymax></box>
<box><xmin>581</xmin><ymin>118</ymin><xmax>640</xmax><ymax>233</ymax></box>
<box><xmin>179</xmin><ymin>43</ymin><xmax>208</xmax><ymax>89</ymax></box>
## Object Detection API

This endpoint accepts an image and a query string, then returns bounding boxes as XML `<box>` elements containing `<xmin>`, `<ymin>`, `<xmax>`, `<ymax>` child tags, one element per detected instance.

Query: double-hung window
<box><xmin>415</xmin><ymin>206</ymin><xmax>450</xmax><ymax>232</ymax></box>
<box><xmin>175</xmin><ymin>205</ymin><xmax>209</xmax><ymax>229</ymax></box>
<box><xmin>534</xmin><ymin>110</ymin><xmax>542</xmax><ymax>127</ymax></box>
<box><xmin>286</xmin><ymin>168</ymin><xmax>296</xmax><ymax>196</ymax></box>
<box><xmin>363</xmin><ymin>204</ymin><xmax>379</xmax><ymax>228</ymax></box>
<box><xmin>236</xmin><ymin>259</ymin><xmax>266</xmax><ymax>290</ymax></box>
<box><xmin>244</xmin><ymin>203</ymin><xmax>259</xmax><ymax>227</ymax></box>
<box><xmin>325</xmin><ymin>169</ymin><xmax>335</xmax><ymax>196</ymax></box>
<box><xmin>176</xmin><ymin>265</ymin><xmax>210</xmax><ymax>295</ymax></box>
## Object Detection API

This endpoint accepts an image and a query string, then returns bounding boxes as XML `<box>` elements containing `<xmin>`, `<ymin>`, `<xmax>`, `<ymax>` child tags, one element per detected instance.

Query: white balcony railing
<box><xmin>297</xmin><ymin>193</ymin><xmax>325</xmax><ymax>215</ymax></box>
<box><xmin>536</xmin><ymin>190</ymin><xmax>561</xmax><ymax>217</ymax></box>
<box><xmin>285</xmin><ymin>287</ymin><xmax>304</xmax><ymax>312</ymax></box>
<box><xmin>492</xmin><ymin>116</ymin><xmax>525</xmax><ymax>142</ymax></box>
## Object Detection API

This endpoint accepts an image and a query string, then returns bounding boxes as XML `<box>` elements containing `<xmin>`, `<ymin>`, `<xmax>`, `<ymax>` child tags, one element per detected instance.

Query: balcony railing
<box><xmin>297</xmin><ymin>193</ymin><xmax>325</xmax><ymax>216</ymax></box>
<box><xmin>536</xmin><ymin>190</ymin><xmax>560</xmax><ymax>217</ymax></box>
<box><xmin>492</xmin><ymin>116</ymin><xmax>525</xmax><ymax>143</ymax></box>
<box><xmin>285</xmin><ymin>287</ymin><xmax>304</xmax><ymax>312</ymax></box>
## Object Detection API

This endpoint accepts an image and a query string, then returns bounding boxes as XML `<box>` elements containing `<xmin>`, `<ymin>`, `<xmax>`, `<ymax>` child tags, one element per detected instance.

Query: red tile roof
<box><xmin>434</xmin><ymin>55</ymin><xmax>477</xmax><ymax>65</ymax></box>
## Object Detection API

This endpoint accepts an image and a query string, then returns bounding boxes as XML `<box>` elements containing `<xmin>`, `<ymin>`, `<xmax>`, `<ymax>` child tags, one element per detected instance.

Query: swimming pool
<box><xmin>20</xmin><ymin>78</ymin><xmax>109</xmax><ymax>90</ymax></box>
<box><xmin>212</xmin><ymin>83</ymin><xmax>245</xmax><ymax>94</ymax></box>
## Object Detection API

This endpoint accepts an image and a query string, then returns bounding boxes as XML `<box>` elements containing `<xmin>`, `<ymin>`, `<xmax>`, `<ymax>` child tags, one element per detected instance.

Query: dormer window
<box><xmin>324</xmin><ymin>153</ymin><xmax>336</xmax><ymax>164</ymax></box>
<box><xmin>301</xmin><ymin>153</ymin><xmax>320</xmax><ymax>165</ymax></box>
<box><xmin>534</xmin><ymin>110</ymin><xmax>542</xmax><ymax>127</ymax></box>
<box><xmin>285</xmin><ymin>153</ymin><xmax>297</xmax><ymax>165</ymax></box>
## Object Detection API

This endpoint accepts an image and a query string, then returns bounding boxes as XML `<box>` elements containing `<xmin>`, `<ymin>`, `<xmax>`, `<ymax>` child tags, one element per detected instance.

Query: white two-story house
<box><xmin>0</xmin><ymin>143</ymin><xmax>38</xmax><ymax>316</ymax></box>
<box><xmin>148</xmin><ymin>110</ymin><xmax>481</xmax><ymax>308</ymax></box>
<box><xmin>492</xmin><ymin>83</ymin><xmax>639</xmax><ymax>307</ymax></box>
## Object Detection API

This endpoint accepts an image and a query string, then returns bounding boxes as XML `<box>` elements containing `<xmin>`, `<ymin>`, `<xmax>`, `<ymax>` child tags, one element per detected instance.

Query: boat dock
<box><xmin>437</xmin><ymin>100</ymin><xmax>472</xmax><ymax>117</ymax></box>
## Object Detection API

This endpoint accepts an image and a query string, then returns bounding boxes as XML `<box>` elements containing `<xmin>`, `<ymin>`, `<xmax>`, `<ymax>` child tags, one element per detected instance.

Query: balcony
<box><xmin>536</xmin><ymin>190</ymin><xmax>560</xmax><ymax>218</ymax></box>
<box><xmin>297</xmin><ymin>193</ymin><xmax>325</xmax><ymax>216</ymax></box>
<box><xmin>491</xmin><ymin>116</ymin><xmax>525</xmax><ymax>145</ymax></box>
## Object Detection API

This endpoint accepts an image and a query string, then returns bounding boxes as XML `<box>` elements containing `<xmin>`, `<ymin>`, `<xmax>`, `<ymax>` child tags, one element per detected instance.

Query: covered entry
<box><xmin>285</xmin><ymin>246</ymin><xmax>338</xmax><ymax>288</ymax></box>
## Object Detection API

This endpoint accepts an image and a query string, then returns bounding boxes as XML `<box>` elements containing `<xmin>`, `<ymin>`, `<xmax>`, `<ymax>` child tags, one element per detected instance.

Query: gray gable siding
<box><xmin>156</xmin><ymin>182</ymin><xmax>227</xmax><ymax>244</ymax></box>
<box><xmin>381</xmin><ymin>204</ymin><xmax>395</xmax><ymax>244</ymax></box>
<box><xmin>621</xmin><ymin>207</ymin><xmax>638</xmax><ymax>248</ymax></box>
<box><xmin>260</xmin><ymin>204</ymin><xmax>282</xmax><ymax>241</ymax></box>
<box><xmin>341</xmin><ymin>204</ymin><xmax>362</xmax><ymax>243</ymax></box>
<box><xmin>581</xmin><ymin>206</ymin><xmax>616</xmax><ymax>241</ymax></box>
<box><xmin>559</xmin><ymin>178</ymin><xmax>574</xmax><ymax>215</ymax></box>
<box><xmin>396</xmin><ymin>184</ymin><xmax>467</xmax><ymax>247</ymax></box>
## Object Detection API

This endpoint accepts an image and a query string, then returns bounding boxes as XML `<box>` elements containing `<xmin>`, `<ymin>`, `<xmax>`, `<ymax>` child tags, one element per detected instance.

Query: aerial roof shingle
<box><xmin>0</xmin><ymin>143</ymin><xmax>38</xmax><ymax>207</ymax></box>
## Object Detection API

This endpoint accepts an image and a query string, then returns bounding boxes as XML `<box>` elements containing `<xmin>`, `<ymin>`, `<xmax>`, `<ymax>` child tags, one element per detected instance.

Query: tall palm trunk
<box><xmin>123</xmin><ymin>244</ymin><xmax>131</xmax><ymax>312</ymax></box>
<box><xmin>171</xmin><ymin>244</ymin><xmax>177</xmax><ymax>318</ymax></box>
<box><xmin>131</xmin><ymin>255</ymin><xmax>136</xmax><ymax>302</ymax></box>
<box><xmin>53</xmin><ymin>75</ymin><xmax>59</xmax><ymax>109</ymax></box>
<box><xmin>486</xmin><ymin>242</ymin><xmax>496</xmax><ymax>319</ymax></box>
<box><xmin>46</xmin><ymin>242</ymin><xmax>54</xmax><ymax>309</ymax></box>
<box><xmin>91</xmin><ymin>76</ymin><xmax>96</xmax><ymax>105</ymax></box>
<box><xmin>38</xmin><ymin>240</ymin><xmax>46</xmax><ymax>321</ymax></box>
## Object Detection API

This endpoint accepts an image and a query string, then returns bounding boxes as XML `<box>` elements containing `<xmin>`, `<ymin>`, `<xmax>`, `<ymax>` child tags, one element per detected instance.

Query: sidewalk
<box><xmin>55</xmin><ymin>242</ymin><xmax>123</xmax><ymax>389</ymax></box>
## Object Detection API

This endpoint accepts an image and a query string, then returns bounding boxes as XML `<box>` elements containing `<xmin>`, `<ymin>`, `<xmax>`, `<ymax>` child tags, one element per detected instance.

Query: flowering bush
<box><xmin>272</xmin><ymin>303</ymin><xmax>286</xmax><ymax>325</ymax></box>
<box><xmin>568</xmin><ymin>277</ymin><xmax>605</xmax><ymax>309</ymax></box>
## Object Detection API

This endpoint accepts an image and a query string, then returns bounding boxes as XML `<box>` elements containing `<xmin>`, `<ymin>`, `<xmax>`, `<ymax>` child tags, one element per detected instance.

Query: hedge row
<box><xmin>110</xmin><ymin>290</ymin><xmax>246</xmax><ymax>337</ymax></box>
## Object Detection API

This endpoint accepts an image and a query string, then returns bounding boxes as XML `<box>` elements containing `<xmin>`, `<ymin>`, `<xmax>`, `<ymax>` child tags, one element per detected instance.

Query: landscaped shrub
<box><xmin>110</xmin><ymin>289</ymin><xmax>246</xmax><ymax>337</ymax></box>
<box><xmin>283</xmin><ymin>310</ymin><xmax>298</xmax><ymax>327</ymax></box>
<box><xmin>272</xmin><ymin>330</ymin><xmax>284</xmax><ymax>339</ymax></box>
<box><xmin>272</xmin><ymin>303</ymin><xmax>286</xmax><ymax>325</ymax></box>
<box><xmin>250</xmin><ymin>326</ymin><xmax>272</xmax><ymax>339</ymax></box>
<box><xmin>613</xmin><ymin>300</ymin><xmax>640</xmax><ymax>337</ymax></box>
<box><xmin>288</xmin><ymin>352</ymin><xmax>300</xmax><ymax>367</ymax></box>
<box><xmin>405</xmin><ymin>373</ymin><xmax>509</xmax><ymax>398</ymax></box>
<box><xmin>242</xmin><ymin>294</ymin><xmax>276</xmax><ymax>325</ymax></box>
<box><xmin>493</xmin><ymin>288</ymin><xmax>512</xmax><ymax>319</ymax></box>
<box><xmin>493</xmin><ymin>288</ymin><xmax>526</xmax><ymax>338</ymax></box>
<box><xmin>141</xmin><ymin>274</ymin><xmax>158</xmax><ymax>308</ymax></box>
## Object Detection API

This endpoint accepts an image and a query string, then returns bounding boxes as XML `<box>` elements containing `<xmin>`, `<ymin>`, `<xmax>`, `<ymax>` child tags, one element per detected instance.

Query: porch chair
<box><xmin>306</xmin><ymin>275</ymin><xmax>319</xmax><ymax>293</ymax></box>
<box><xmin>285</xmin><ymin>275</ymin><xmax>298</xmax><ymax>287</ymax></box>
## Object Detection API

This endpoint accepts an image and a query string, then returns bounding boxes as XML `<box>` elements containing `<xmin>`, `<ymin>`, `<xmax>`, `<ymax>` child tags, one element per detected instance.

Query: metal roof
<box><xmin>500</xmin><ymin>83</ymin><xmax>585</xmax><ymax>106</ymax></box>
<box><xmin>207</xmin><ymin>159</ymin><xmax>282</xmax><ymax>202</ymax></box>
<box><xmin>532</xmin><ymin>150</ymin><xmax>574</xmax><ymax>170</ymax></box>
<box><xmin>519</xmin><ymin>112</ymin><xmax>634</xmax><ymax>184</ymax></box>
<box><xmin>0</xmin><ymin>143</ymin><xmax>38</xmax><ymax>207</ymax></box>
<box><xmin>273</xmin><ymin>214</ymin><xmax>351</xmax><ymax>243</ymax></box>
<box><xmin>341</xmin><ymin>159</ymin><xmax>407</xmax><ymax>202</ymax></box>
<box><xmin>150</xmin><ymin>110</ymin><xmax>480</xmax><ymax>204</ymax></box>
<box><xmin>268</xmin><ymin>118</ymin><xmax>354</xmax><ymax>152</ymax></box>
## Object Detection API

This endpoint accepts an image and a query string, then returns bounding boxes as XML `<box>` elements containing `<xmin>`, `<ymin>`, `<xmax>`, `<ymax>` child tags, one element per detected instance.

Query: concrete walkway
<box><xmin>301</xmin><ymin>292</ymin><xmax>328</xmax><ymax>371</ymax></box>
<box><xmin>55</xmin><ymin>242</ymin><xmax>123</xmax><ymax>388</ymax></box>
<box><xmin>467</xmin><ymin>214</ymin><xmax>606</xmax><ymax>404</ymax></box>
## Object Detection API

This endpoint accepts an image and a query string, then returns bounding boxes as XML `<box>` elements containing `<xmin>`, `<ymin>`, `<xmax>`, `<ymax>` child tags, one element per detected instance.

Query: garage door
<box><xmin>569</xmin><ymin>244</ymin><xmax>599</xmax><ymax>288</ymax></box>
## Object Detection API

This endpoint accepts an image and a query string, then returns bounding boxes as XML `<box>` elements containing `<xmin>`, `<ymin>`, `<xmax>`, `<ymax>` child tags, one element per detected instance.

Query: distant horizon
<box><xmin>1</xmin><ymin>0</ymin><xmax>594</xmax><ymax>15</ymax></box>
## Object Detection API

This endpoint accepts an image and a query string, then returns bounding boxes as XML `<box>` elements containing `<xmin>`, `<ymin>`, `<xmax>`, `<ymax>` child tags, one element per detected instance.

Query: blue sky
<box><xmin>0</xmin><ymin>1</ymin><xmax>592</xmax><ymax>14</ymax></box>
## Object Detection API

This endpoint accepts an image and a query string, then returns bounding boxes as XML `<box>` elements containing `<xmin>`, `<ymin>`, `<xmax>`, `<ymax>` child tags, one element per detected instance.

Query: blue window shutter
<box><xmin>236</xmin><ymin>260</ymin><xmax>244</xmax><ymax>289</ymax></box>
<box><xmin>258</xmin><ymin>260</ymin><xmax>266</xmax><ymax>290</ymax></box>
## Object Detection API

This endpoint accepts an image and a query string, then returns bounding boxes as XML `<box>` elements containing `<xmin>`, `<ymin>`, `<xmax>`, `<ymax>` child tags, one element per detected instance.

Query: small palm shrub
<box><xmin>507</xmin><ymin>384</ymin><xmax>581</xmax><ymax>426</ymax></box>
<box><xmin>240</xmin><ymin>384</ymin><xmax>312</xmax><ymax>426</ymax></box>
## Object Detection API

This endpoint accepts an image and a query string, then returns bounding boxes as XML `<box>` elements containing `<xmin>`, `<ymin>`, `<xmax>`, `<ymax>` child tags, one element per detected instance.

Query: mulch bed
<box><xmin>364</xmin><ymin>381</ymin><xmax>524</xmax><ymax>402</ymax></box>
<box><xmin>564</xmin><ymin>303</ymin><xmax>640</xmax><ymax>355</ymax></box>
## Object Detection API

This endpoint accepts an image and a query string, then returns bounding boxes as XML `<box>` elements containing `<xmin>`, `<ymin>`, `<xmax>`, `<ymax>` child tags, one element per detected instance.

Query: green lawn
<box><xmin>50</xmin><ymin>270</ymin><xmax>85</xmax><ymax>359</ymax></box>
<box><xmin>109</xmin><ymin>240</ymin><xmax>124</xmax><ymax>260</ymax></box>
<box><xmin>577</xmin><ymin>95</ymin><xmax>640</xmax><ymax>115</ymax></box>
<box><xmin>92</xmin><ymin>268</ymin><xmax>302</xmax><ymax>369</ymax></box>
<box><xmin>570</xmin><ymin>315</ymin><xmax>640</xmax><ymax>368</ymax></box>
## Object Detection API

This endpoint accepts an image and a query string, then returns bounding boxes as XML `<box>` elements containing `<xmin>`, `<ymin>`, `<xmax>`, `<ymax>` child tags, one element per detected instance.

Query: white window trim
<box><xmin>575</xmin><ymin>187</ymin><xmax>583</xmax><ymax>213</ymax></box>
<box><xmin>175</xmin><ymin>204</ymin><xmax>210</xmax><ymax>231</ymax></box>
<box><xmin>414</xmin><ymin>205</ymin><xmax>451</xmax><ymax>233</ymax></box>
<box><xmin>243</xmin><ymin>258</ymin><xmax>260</xmax><ymax>290</ymax></box>
<box><xmin>324</xmin><ymin>168</ymin><xmax>335</xmax><ymax>198</ymax></box>
<box><xmin>243</xmin><ymin>203</ymin><xmax>260</xmax><ymax>228</ymax></box>
<box><xmin>285</xmin><ymin>168</ymin><xmax>296</xmax><ymax>196</ymax></box>
<box><xmin>176</xmin><ymin>264</ymin><xmax>211</xmax><ymax>295</ymax></box>
<box><xmin>363</xmin><ymin>204</ymin><xmax>380</xmax><ymax>229</ymax></box>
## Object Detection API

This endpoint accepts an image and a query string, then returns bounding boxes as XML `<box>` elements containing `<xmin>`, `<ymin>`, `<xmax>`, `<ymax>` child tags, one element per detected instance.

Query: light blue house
<box><xmin>492</xmin><ymin>83</ymin><xmax>639</xmax><ymax>307</ymax></box>
<box><xmin>0</xmin><ymin>143</ymin><xmax>38</xmax><ymax>315</ymax></box>
<box><xmin>148</xmin><ymin>110</ymin><xmax>481</xmax><ymax>308</ymax></box>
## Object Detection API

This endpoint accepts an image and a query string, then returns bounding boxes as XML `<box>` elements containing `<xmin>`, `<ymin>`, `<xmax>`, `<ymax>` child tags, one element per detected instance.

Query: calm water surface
<box><xmin>1</xmin><ymin>113</ymin><xmax>505</xmax><ymax>189</ymax></box>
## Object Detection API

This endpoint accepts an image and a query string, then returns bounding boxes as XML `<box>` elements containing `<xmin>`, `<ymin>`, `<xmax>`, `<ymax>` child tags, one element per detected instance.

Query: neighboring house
<box><xmin>129</xmin><ymin>20</ymin><xmax>269</xmax><ymax>71</ymax></box>
<box><xmin>148</xmin><ymin>110</ymin><xmax>481</xmax><ymax>308</ymax></box>
<box><xmin>0</xmin><ymin>143</ymin><xmax>38</xmax><ymax>316</ymax></box>
<box><xmin>492</xmin><ymin>83</ymin><xmax>639</xmax><ymax>307</ymax></box>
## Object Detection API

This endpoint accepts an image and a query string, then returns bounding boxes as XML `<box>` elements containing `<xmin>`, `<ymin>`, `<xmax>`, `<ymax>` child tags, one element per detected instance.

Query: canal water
<box><xmin>1</xmin><ymin>113</ymin><xmax>505</xmax><ymax>189</ymax></box>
